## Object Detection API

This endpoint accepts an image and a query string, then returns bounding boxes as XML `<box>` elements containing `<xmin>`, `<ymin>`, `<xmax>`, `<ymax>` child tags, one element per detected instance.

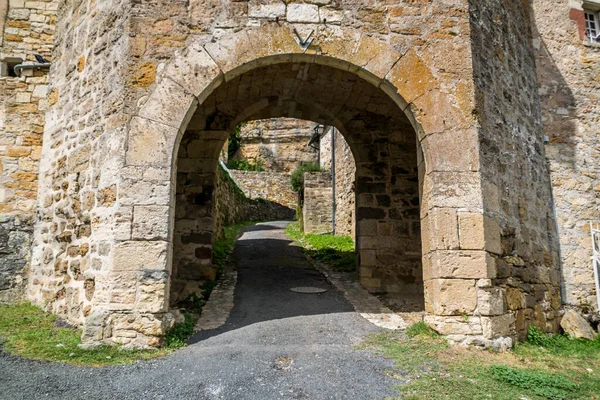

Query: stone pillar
<box><xmin>171</xmin><ymin>130</ymin><xmax>228</xmax><ymax>304</ymax></box>
<box><xmin>303</xmin><ymin>172</ymin><xmax>333</xmax><ymax>234</ymax></box>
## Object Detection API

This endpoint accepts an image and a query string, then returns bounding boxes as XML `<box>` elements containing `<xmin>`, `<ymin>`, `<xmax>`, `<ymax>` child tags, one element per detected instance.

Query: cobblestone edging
<box><xmin>194</xmin><ymin>263</ymin><xmax>237</xmax><ymax>332</ymax></box>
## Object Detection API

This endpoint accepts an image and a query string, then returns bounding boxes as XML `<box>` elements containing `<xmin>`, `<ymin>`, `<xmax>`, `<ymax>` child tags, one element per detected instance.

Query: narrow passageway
<box><xmin>0</xmin><ymin>221</ymin><xmax>399</xmax><ymax>399</ymax></box>
<box><xmin>190</xmin><ymin>221</ymin><xmax>356</xmax><ymax>343</ymax></box>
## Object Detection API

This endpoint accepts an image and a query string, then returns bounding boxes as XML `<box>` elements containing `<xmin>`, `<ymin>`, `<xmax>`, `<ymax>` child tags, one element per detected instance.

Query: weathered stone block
<box><xmin>481</xmin><ymin>314</ymin><xmax>515</xmax><ymax>339</ymax></box>
<box><xmin>112</xmin><ymin>241</ymin><xmax>169</xmax><ymax>271</ymax></box>
<box><xmin>477</xmin><ymin>287</ymin><xmax>507</xmax><ymax>316</ymax></box>
<box><xmin>287</xmin><ymin>3</ymin><xmax>320</xmax><ymax>23</ymax></box>
<box><xmin>423</xmin><ymin>250</ymin><xmax>496</xmax><ymax>280</ymax></box>
<box><xmin>132</xmin><ymin>205</ymin><xmax>170</xmax><ymax>240</ymax></box>
<box><xmin>424</xmin><ymin>278</ymin><xmax>477</xmax><ymax>315</ymax></box>
<box><xmin>424</xmin><ymin>315</ymin><xmax>483</xmax><ymax>335</ymax></box>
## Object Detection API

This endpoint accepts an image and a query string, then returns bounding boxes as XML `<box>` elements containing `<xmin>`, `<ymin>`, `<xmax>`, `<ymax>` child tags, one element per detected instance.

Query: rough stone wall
<box><xmin>467</xmin><ymin>0</ymin><xmax>562</xmax><ymax>340</ymax></box>
<box><xmin>303</xmin><ymin>172</ymin><xmax>332</xmax><ymax>234</ymax></box>
<box><xmin>172</xmin><ymin>130</ymin><xmax>232</xmax><ymax>304</ymax></box>
<box><xmin>532</xmin><ymin>0</ymin><xmax>600</xmax><ymax>313</ymax></box>
<box><xmin>332</xmin><ymin>130</ymin><xmax>356</xmax><ymax>238</ymax></box>
<box><xmin>27</xmin><ymin>0</ymin><xmax>137</xmax><ymax>341</ymax></box>
<box><xmin>229</xmin><ymin>170</ymin><xmax>296</xmax><ymax>210</ymax></box>
<box><xmin>318</xmin><ymin>128</ymin><xmax>356</xmax><ymax>238</ymax></box>
<box><xmin>1</xmin><ymin>0</ymin><xmax>57</xmax><ymax>61</ymax></box>
<box><xmin>235</xmin><ymin>118</ymin><xmax>318</xmax><ymax>173</ymax></box>
<box><xmin>0</xmin><ymin>0</ymin><xmax>58</xmax><ymax>302</ymax></box>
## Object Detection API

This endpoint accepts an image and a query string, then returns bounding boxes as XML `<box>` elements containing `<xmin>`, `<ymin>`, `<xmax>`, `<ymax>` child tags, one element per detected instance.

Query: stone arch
<box><xmin>120</xmin><ymin>24</ymin><xmax>490</xmax><ymax>341</ymax></box>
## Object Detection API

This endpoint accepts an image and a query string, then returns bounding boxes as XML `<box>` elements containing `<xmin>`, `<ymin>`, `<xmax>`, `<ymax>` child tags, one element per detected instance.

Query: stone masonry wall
<box><xmin>303</xmin><ymin>172</ymin><xmax>332</xmax><ymax>234</ymax></box>
<box><xmin>234</xmin><ymin>118</ymin><xmax>318</xmax><ymax>174</ymax></box>
<box><xmin>333</xmin><ymin>129</ymin><xmax>356</xmax><ymax>238</ymax></box>
<box><xmin>319</xmin><ymin>128</ymin><xmax>356</xmax><ymax>238</ymax></box>
<box><xmin>1</xmin><ymin>0</ymin><xmax>57</xmax><ymax>62</ymax></box>
<box><xmin>27</xmin><ymin>0</ymin><xmax>137</xmax><ymax>343</ymax></box>
<box><xmin>26</xmin><ymin>0</ymin><xmax>575</xmax><ymax>346</ymax></box>
<box><xmin>466</xmin><ymin>0</ymin><xmax>562</xmax><ymax>341</ymax></box>
<box><xmin>532</xmin><ymin>0</ymin><xmax>600</xmax><ymax>313</ymax></box>
<box><xmin>0</xmin><ymin>0</ymin><xmax>58</xmax><ymax>302</ymax></box>
<box><xmin>229</xmin><ymin>170</ymin><xmax>297</xmax><ymax>210</ymax></box>
<box><xmin>172</xmin><ymin>129</ymin><xmax>294</xmax><ymax>304</ymax></box>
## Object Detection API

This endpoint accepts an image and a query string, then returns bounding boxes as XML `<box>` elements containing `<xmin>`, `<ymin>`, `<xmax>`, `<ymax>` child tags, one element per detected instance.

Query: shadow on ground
<box><xmin>189</xmin><ymin>221</ymin><xmax>356</xmax><ymax>344</ymax></box>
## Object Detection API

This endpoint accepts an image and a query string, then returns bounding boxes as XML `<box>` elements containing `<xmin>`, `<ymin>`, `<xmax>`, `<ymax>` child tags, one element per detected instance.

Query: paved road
<box><xmin>0</xmin><ymin>221</ymin><xmax>398</xmax><ymax>400</ymax></box>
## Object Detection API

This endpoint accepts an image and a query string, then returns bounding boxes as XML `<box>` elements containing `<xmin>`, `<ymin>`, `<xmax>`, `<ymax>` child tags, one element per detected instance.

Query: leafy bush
<box><xmin>290</xmin><ymin>161</ymin><xmax>322</xmax><ymax>193</ymax></box>
<box><xmin>489</xmin><ymin>364</ymin><xmax>579</xmax><ymax>400</ymax></box>
<box><xmin>227</xmin><ymin>123</ymin><xmax>245</xmax><ymax>159</ymax></box>
<box><xmin>226</xmin><ymin>157</ymin><xmax>265</xmax><ymax>172</ymax></box>
<box><xmin>526</xmin><ymin>324</ymin><xmax>549</xmax><ymax>346</ymax></box>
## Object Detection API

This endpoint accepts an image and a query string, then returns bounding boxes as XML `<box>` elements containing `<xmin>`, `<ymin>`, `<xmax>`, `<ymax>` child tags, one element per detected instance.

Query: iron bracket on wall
<box><xmin>591</xmin><ymin>221</ymin><xmax>600</xmax><ymax>312</ymax></box>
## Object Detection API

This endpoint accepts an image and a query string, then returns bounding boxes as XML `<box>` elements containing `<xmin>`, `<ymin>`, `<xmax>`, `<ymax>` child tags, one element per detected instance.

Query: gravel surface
<box><xmin>0</xmin><ymin>221</ymin><xmax>399</xmax><ymax>400</ymax></box>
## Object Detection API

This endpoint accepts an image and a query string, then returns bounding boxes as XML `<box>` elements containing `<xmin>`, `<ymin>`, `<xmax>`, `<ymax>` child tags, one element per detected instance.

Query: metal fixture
<box><xmin>290</xmin><ymin>287</ymin><xmax>328</xmax><ymax>294</ymax></box>
<box><xmin>293</xmin><ymin>28</ymin><xmax>314</xmax><ymax>51</ymax></box>
<box><xmin>14</xmin><ymin>62</ymin><xmax>51</xmax><ymax>77</ymax></box>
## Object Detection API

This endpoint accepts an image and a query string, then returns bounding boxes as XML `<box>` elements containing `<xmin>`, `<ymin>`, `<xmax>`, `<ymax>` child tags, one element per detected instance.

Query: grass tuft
<box><xmin>285</xmin><ymin>221</ymin><xmax>355</xmax><ymax>272</ymax></box>
<box><xmin>406</xmin><ymin>321</ymin><xmax>439</xmax><ymax>338</ymax></box>
<box><xmin>213</xmin><ymin>221</ymin><xmax>256</xmax><ymax>270</ymax></box>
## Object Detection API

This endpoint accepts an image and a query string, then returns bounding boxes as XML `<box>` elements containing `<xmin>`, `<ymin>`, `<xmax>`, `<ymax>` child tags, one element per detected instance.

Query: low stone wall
<box><xmin>229</xmin><ymin>170</ymin><xmax>296</xmax><ymax>210</ymax></box>
<box><xmin>303</xmin><ymin>172</ymin><xmax>333</xmax><ymax>234</ymax></box>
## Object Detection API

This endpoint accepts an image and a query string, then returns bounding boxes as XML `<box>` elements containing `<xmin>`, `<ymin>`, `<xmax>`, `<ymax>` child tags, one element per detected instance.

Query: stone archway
<box><xmin>170</xmin><ymin>60</ymin><xmax>425</xmax><ymax>310</ymax></box>
<box><xmin>85</xmin><ymin>25</ymin><xmax>501</xmax><ymax>346</ymax></box>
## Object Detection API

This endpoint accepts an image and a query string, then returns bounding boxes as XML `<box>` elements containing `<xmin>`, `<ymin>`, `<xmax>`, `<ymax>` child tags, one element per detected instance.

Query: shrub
<box><xmin>227</xmin><ymin>123</ymin><xmax>245</xmax><ymax>159</ymax></box>
<box><xmin>226</xmin><ymin>157</ymin><xmax>265</xmax><ymax>171</ymax></box>
<box><xmin>290</xmin><ymin>161</ymin><xmax>322</xmax><ymax>193</ymax></box>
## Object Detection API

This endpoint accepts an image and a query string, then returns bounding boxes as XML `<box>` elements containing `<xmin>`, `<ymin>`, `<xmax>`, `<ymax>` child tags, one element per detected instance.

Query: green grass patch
<box><xmin>285</xmin><ymin>221</ymin><xmax>355</xmax><ymax>272</ymax></box>
<box><xmin>0</xmin><ymin>303</ymin><xmax>173</xmax><ymax>367</ymax></box>
<box><xmin>489</xmin><ymin>365</ymin><xmax>579</xmax><ymax>400</ymax></box>
<box><xmin>360</xmin><ymin>323</ymin><xmax>600</xmax><ymax>400</ymax></box>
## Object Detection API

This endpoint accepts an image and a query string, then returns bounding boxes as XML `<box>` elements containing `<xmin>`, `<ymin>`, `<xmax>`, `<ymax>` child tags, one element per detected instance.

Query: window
<box><xmin>585</xmin><ymin>11</ymin><xmax>600</xmax><ymax>43</ymax></box>
<box><xmin>0</xmin><ymin>58</ymin><xmax>23</xmax><ymax>78</ymax></box>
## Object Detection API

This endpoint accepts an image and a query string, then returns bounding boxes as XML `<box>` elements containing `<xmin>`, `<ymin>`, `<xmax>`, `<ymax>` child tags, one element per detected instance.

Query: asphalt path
<box><xmin>0</xmin><ymin>221</ymin><xmax>398</xmax><ymax>400</ymax></box>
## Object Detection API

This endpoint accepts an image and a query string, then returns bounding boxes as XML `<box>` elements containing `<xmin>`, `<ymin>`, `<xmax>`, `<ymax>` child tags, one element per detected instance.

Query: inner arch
<box><xmin>170</xmin><ymin>60</ymin><xmax>425</xmax><ymax>312</ymax></box>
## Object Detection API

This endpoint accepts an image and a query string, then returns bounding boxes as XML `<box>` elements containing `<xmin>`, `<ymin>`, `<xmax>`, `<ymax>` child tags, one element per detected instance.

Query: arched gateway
<box><xmin>27</xmin><ymin>19</ymin><xmax>560</xmax><ymax>349</ymax></box>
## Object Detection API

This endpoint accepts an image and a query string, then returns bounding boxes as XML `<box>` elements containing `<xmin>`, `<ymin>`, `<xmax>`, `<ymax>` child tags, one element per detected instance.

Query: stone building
<box><xmin>0</xmin><ymin>0</ymin><xmax>598</xmax><ymax>348</ymax></box>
